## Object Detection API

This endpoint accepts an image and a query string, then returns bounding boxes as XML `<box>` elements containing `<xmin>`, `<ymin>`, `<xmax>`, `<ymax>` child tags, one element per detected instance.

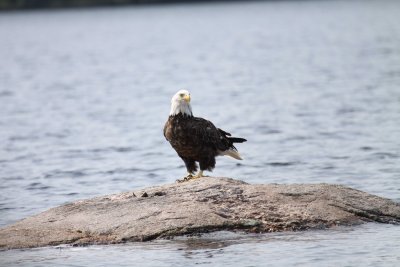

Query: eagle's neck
<box><xmin>169</xmin><ymin>101</ymin><xmax>193</xmax><ymax>117</ymax></box>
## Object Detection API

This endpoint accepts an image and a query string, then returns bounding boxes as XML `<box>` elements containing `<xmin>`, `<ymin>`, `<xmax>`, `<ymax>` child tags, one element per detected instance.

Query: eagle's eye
<box><xmin>179</xmin><ymin>93</ymin><xmax>185</xmax><ymax>98</ymax></box>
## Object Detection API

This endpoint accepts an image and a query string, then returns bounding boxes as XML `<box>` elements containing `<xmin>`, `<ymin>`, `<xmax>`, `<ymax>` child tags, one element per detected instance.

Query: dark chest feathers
<box><xmin>164</xmin><ymin>115</ymin><xmax>223</xmax><ymax>158</ymax></box>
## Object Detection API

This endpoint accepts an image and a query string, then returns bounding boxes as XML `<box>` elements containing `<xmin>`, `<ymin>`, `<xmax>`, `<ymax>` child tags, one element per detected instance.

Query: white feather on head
<box><xmin>169</xmin><ymin>89</ymin><xmax>193</xmax><ymax>117</ymax></box>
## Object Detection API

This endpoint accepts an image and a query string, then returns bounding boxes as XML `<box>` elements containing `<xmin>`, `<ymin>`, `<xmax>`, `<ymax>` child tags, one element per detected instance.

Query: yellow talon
<box><xmin>176</xmin><ymin>173</ymin><xmax>193</xmax><ymax>183</ymax></box>
<box><xmin>176</xmin><ymin>171</ymin><xmax>207</xmax><ymax>183</ymax></box>
<box><xmin>193</xmin><ymin>170</ymin><xmax>204</xmax><ymax>179</ymax></box>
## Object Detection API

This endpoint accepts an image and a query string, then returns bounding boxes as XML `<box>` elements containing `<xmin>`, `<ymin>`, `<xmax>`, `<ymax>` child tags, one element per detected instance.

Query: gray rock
<box><xmin>1</xmin><ymin>177</ymin><xmax>399</xmax><ymax>249</ymax></box>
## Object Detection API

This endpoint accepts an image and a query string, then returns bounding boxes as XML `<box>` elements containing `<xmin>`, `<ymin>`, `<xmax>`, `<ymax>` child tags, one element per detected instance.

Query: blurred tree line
<box><xmin>0</xmin><ymin>0</ymin><xmax>222</xmax><ymax>9</ymax></box>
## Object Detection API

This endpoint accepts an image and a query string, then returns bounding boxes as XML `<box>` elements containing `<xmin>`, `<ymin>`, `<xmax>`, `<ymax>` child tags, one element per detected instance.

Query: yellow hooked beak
<box><xmin>183</xmin><ymin>94</ymin><xmax>191</xmax><ymax>102</ymax></box>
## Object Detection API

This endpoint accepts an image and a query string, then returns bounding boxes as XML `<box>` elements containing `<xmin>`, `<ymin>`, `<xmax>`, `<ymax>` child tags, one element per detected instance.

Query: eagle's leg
<box><xmin>176</xmin><ymin>157</ymin><xmax>197</xmax><ymax>183</ymax></box>
<box><xmin>193</xmin><ymin>170</ymin><xmax>204</xmax><ymax>179</ymax></box>
<box><xmin>193</xmin><ymin>170</ymin><xmax>210</xmax><ymax>179</ymax></box>
<box><xmin>192</xmin><ymin>157</ymin><xmax>214</xmax><ymax>179</ymax></box>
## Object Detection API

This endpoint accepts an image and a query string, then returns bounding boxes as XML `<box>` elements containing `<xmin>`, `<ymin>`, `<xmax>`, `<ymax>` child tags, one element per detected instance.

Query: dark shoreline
<box><xmin>0</xmin><ymin>0</ymin><xmax>267</xmax><ymax>11</ymax></box>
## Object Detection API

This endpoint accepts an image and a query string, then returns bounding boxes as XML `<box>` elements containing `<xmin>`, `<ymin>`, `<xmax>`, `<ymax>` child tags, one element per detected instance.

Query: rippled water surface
<box><xmin>1</xmin><ymin>0</ymin><xmax>400</xmax><ymax>265</ymax></box>
<box><xmin>2</xmin><ymin>224</ymin><xmax>400</xmax><ymax>267</ymax></box>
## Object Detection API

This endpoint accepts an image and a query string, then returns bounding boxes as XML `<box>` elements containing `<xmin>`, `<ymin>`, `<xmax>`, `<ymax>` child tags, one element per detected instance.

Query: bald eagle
<box><xmin>164</xmin><ymin>90</ymin><xmax>247</xmax><ymax>182</ymax></box>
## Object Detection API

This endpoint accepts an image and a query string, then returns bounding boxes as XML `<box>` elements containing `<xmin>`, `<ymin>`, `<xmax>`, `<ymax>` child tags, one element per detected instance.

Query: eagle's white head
<box><xmin>169</xmin><ymin>89</ymin><xmax>193</xmax><ymax>117</ymax></box>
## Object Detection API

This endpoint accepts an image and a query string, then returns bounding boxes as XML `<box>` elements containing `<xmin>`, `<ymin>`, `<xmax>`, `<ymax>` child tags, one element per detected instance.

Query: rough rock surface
<box><xmin>1</xmin><ymin>177</ymin><xmax>399</xmax><ymax>249</ymax></box>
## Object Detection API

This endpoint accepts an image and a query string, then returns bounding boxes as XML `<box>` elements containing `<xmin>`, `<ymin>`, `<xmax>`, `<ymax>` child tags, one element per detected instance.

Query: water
<box><xmin>1</xmin><ymin>224</ymin><xmax>399</xmax><ymax>267</ymax></box>
<box><xmin>0</xmin><ymin>0</ymin><xmax>399</xmax><ymax>265</ymax></box>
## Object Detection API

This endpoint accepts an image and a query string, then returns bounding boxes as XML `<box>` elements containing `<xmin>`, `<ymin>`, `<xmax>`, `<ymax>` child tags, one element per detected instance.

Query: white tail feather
<box><xmin>219</xmin><ymin>149</ymin><xmax>243</xmax><ymax>160</ymax></box>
